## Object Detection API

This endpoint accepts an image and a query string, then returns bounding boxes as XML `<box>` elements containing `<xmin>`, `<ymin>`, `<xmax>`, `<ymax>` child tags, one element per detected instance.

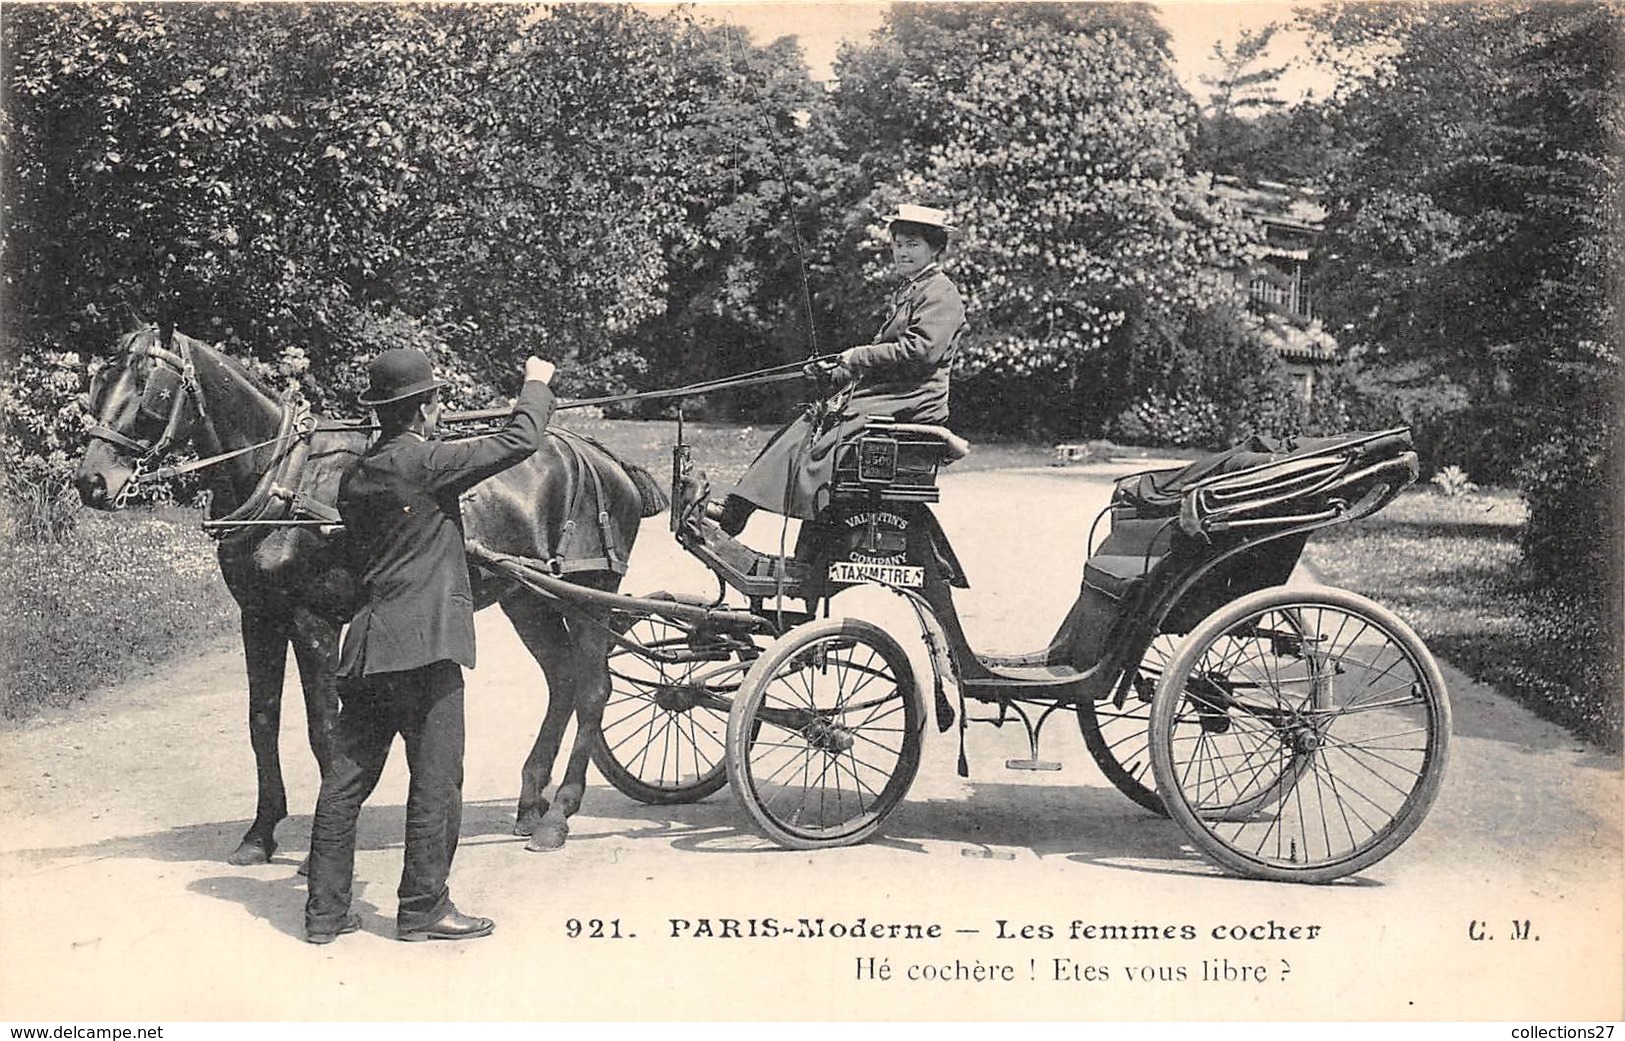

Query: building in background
<box><xmin>1213</xmin><ymin>175</ymin><xmax>1339</xmax><ymax>402</ymax></box>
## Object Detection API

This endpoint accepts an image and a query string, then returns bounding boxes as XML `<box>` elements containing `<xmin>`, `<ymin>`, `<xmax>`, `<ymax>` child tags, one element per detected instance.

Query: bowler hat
<box><xmin>884</xmin><ymin>204</ymin><xmax>957</xmax><ymax>232</ymax></box>
<box><xmin>358</xmin><ymin>348</ymin><xmax>447</xmax><ymax>406</ymax></box>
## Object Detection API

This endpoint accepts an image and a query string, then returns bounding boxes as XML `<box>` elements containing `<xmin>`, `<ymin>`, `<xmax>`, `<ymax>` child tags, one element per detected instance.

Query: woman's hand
<box><xmin>803</xmin><ymin>356</ymin><xmax>854</xmax><ymax>388</ymax></box>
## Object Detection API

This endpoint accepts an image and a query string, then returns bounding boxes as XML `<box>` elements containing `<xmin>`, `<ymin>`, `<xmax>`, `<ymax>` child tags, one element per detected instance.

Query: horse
<box><xmin>73</xmin><ymin>321</ymin><xmax>667</xmax><ymax>861</ymax></box>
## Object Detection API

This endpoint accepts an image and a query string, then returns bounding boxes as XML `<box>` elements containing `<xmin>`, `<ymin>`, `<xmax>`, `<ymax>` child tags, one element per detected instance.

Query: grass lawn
<box><xmin>1306</xmin><ymin>488</ymin><xmax>1621</xmax><ymax>752</ymax></box>
<box><xmin>0</xmin><ymin>505</ymin><xmax>237</xmax><ymax>721</ymax></box>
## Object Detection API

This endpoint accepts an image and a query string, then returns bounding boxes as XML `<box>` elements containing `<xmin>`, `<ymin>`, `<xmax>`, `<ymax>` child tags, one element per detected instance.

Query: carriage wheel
<box><xmin>726</xmin><ymin>618</ymin><xmax>923</xmax><ymax>849</ymax></box>
<box><xmin>1081</xmin><ymin>614</ymin><xmax>1319</xmax><ymax>817</ymax></box>
<box><xmin>592</xmin><ymin>608</ymin><xmax>750</xmax><ymax>805</ymax></box>
<box><xmin>1149</xmin><ymin>586</ymin><xmax>1450</xmax><ymax>883</ymax></box>
<box><xmin>1077</xmin><ymin>633</ymin><xmax>1178</xmax><ymax>815</ymax></box>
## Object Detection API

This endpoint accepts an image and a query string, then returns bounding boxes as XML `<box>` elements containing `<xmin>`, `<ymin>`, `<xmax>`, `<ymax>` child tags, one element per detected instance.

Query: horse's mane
<box><xmin>176</xmin><ymin>329</ymin><xmax>291</xmax><ymax>405</ymax></box>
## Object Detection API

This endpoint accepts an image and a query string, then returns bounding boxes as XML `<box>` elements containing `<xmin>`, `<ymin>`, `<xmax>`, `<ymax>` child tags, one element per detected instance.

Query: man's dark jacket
<box><xmin>336</xmin><ymin>380</ymin><xmax>554</xmax><ymax>677</ymax></box>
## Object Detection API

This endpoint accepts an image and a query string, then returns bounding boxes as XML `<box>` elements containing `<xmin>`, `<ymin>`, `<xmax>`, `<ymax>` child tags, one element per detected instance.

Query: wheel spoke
<box><xmin>1149</xmin><ymin>594</ymin><xmax>1448</xmax><ymax>880</ymax></box>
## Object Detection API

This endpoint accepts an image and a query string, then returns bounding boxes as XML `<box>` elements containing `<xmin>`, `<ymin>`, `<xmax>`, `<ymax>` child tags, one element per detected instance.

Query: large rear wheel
<box><xmin>1078</xmin><ymin>633</ymin><xmax>1177</xmax><ymax>815</ymax></box>
<box><xmin>726</xmin><ymin>618</ymin><xmax>924</xmax><ymax>849</ymax></box>
<box><xmin>1149</xmin><ymin>586</ymin><xmax>1450</xmax><ymax>883</ymax></box>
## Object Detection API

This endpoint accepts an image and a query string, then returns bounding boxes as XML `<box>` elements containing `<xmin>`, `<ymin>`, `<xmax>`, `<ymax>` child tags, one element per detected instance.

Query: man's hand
<box><xmin>525</xmin><ymin>357</ymin><xmax>556</xmax><ymax>384</ymax></box>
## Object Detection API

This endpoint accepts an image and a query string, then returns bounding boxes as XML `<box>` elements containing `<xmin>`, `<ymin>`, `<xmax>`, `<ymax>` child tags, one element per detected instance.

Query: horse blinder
<box><xmin>138</xmin><ymin>363</ymin><xmax>185</xmax><ymax>421</ymax></box>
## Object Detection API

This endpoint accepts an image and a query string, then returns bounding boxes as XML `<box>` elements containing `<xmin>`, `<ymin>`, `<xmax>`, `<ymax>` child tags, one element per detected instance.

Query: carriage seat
<box><xmin>880</xmin><ymin>422</ymin><xmax>970</xmax><ymax>461</ymax></box>
<box><xmin>829</xmin><ymin>419</ymin><xmax>969</xmax><ymax>504</ymax></box>
<box><xmin>1082</xmin><ymin>514</ymin><xmax>1177</xmax><ymax>602</ymax></box>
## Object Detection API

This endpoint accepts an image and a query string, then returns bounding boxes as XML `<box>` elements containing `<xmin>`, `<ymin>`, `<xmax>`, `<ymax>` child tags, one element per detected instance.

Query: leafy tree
<box><xmin>816</xmin><ymin>3</ymin><xmax>1263</xmax><ymax>436</ymax></box>
<box><xmin>1</xmin><ymin>1</ymin><xmax>829</xmax><ymax>450</ymax></box>
<box><xmin>1306</xmin><ymin>2</ymin><xmax>1618</xmax><ymax>414</ymax></box>
<box><xmin>1301</xmin><ymin>1</ymin><xmax>1622</xmax><ymax>736</ymax></box>
<box><xmin>596</xmin><ymin>14</ymin><xmax>838</xmax><ymax>416</ymax></box>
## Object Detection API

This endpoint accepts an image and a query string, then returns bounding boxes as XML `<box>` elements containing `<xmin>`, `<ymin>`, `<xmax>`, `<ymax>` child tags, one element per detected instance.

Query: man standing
<box><xmin>305</xmin><ymin>348</ymin><xmax>556</xmax><ymax>944</ymax></box>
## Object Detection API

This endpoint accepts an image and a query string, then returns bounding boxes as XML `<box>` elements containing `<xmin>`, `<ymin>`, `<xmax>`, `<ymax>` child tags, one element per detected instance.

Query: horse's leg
<box><xmin>232</xmin><ymin>609</ymin><xmax>291</xmax><ymax>866</ymax></box>
<box><xmin>288</xmin><ymin>609</ymin><xmax>343</xmax><ymax>874</ymax></box>
<box><xmin>499</xmin><ymin>594</ymin><xmax>576</xmax><ymax>840</ymax></box>
<box><xmin>288</xmin><ymin>609</ymin><xmax>341</xmax><ymax>772</ymax></box>
<box><xmin>531</xmin><ymin>619</ymin><xmax>613</xmax><ymax>853</ymax></box>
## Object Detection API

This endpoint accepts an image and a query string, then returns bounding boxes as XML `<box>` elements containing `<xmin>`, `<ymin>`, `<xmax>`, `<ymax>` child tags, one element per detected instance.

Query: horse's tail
<box><xmin>557</xmin><ymin>428</ymin><xmax>669</xmax><ymax>518</ymax></box>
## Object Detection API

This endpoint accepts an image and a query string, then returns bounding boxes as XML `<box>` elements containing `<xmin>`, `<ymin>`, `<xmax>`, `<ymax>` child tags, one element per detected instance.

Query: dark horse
<box><xmin>74</xmin><ymin>322</ymin><xmax>666</xmax><ymax>861</ymax></box>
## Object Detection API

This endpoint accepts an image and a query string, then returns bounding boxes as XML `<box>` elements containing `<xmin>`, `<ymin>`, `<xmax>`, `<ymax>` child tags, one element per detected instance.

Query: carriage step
<box><xmin>1005</xmin><ymin>758</ymin><xmax>1063</xmax><ymax>771</ymax></box>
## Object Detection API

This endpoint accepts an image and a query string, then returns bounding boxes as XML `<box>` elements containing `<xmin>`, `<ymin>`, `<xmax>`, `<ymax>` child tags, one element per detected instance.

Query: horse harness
<box><xmin>88</xmin><ymin>334</ymin><xmax>630</xmax><ymax>572</ymax></box>
<box><xmin>531</xmin><ymin>428</ymin><xmax>630</xmax><ymax>576</ymax></box>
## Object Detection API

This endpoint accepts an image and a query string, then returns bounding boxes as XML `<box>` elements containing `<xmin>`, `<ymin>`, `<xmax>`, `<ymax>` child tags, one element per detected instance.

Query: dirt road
<box><xmin>1</xmin><ymin>465</ymin><xmax>1619</xmax><ymax>1021</ymax></box>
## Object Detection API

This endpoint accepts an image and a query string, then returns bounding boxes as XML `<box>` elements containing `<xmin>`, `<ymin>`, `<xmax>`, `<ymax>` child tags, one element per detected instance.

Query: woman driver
<box><xmin>713</xmin><ymin>203</ymin><xmax>967</xmax><ymax>535</ymax></box>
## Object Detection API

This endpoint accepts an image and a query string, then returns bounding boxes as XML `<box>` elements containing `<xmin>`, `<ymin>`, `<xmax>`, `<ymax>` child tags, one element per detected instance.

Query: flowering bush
<box><xmin>1109</xmin><ymin>391</ymin><xmax>1226</xmax><ymax>448</ymax></box>
<box><xmin>0</xmin><ymin>344</ymin><xmax>89</xmax><ymax>488</ymax></box>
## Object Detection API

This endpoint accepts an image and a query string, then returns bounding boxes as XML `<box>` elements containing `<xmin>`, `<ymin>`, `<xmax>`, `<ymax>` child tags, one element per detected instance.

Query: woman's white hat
<box><xmin>885</xmin><ymin>204</ymin><xmax>957</xmax><ymax>232</ymax></box>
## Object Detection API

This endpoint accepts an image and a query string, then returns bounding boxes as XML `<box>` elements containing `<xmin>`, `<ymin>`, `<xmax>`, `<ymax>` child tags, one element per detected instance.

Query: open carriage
<box><xmin>478</xmin><ymin>420</ymin><xmax>1451</xmax><ymax>884</ymax></box>
<box><xmin>74</xmin><ymin>324</ymin><xmax>1447</xmax><ymax>881</ymax></box>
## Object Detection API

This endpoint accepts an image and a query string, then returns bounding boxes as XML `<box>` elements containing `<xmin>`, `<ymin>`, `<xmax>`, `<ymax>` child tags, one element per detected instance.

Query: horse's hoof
<box><xmin>228</xmin><ymin>837</ymin><xmax>276</xmax><ymax>866</ymax></box>
<box><xmin>525</xmin><ymin>822</ymin><xmax>568</xmax><ymax>852</ymax></box>
<box><xmin>513</xmin><ymin>809</ymin><xmax>547</xmax><ymax>838</ymax></box>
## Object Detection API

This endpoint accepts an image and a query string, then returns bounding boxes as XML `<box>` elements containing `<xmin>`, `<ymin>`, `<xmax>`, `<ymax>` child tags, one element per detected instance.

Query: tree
<box><xmin>1</xmin><ymin>2</ymin><xmax>831</xmax><ymax>446</ymax></box>
<box><xmin>816</xmin><ymin>3</ymin><xmax>1266</xmax><ymax>436</ymax></box>
<box><xmin>1191</xmin><ymin>25</ymin><xmax>1289</xmax><ymax>177</ymax></box>
<box><xmin>1305</xmin><ymin>2</ymin><xmax>1620</xmax><ymax>452</ymax></box>
<box><xmin>1302</xmin><ymin>0</ymin><xmax>1622</xmax><ymax>654</ymax></box>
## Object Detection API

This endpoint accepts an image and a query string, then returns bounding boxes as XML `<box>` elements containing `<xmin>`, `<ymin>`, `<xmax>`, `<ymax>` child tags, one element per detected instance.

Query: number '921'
<box><xmin>565</xmin><ymin>918</ymin><xmax>630</xmax><ymax>939</ymax></box>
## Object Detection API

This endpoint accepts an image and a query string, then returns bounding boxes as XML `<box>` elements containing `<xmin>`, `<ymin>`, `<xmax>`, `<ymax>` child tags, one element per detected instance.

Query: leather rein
<box><xmin>89</xmin><ymin>340</ymin><xmax>827</xmax><ymax>536</ymax></box>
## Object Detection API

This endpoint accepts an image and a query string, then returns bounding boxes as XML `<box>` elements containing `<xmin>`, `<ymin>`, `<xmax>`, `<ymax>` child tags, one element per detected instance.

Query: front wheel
<box><xmin>1149</xmin><ymin>586</ymin><xmax>1450</xmax><ymax>883</ymax></box>
<box><xmin>592</xmin><ymin>606</ymin><xmax>749</xmax><ymax>805</ymax></box>
<box><xmin>726</xmin><ymin>618</ymin><xmax>924</xmax><ymax>849</ymax></box>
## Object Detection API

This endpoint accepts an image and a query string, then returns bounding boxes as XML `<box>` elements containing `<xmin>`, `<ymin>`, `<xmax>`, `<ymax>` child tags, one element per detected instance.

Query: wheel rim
<box><xmin>596</xmin><ymin>616</ymin><xmax>734</xmax><ymax>799</ymax></box>
<box><xmin>1079</xmin><ymin>634</ymin><xmax>1177</xmax><ymax>814</ymax></box>
<box><xmin>1160</xmin><ymin>601</ymin><xmax>1445</xmax><ymax>875</ymax></box>
<box><xmin>739</xmin><ymin>630</ymin><xmax>919</xmax><ymax>843</ymax></box>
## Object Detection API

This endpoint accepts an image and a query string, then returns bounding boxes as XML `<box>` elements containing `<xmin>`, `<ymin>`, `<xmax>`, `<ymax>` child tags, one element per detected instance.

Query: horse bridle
<box><xmin>86</xmin><ymin>329</ymin><xmax>318</xmax><ymax>513</ymax></box>
<box><xmin>86</xmin><ymin>331</ymin><xmax>210</xmax><ymax>507</ymax></box>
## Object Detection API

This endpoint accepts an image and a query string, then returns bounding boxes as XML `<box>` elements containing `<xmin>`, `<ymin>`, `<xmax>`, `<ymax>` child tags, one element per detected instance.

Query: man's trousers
<box><xmin>305</xmin><ymin>660</ymin><xmax>466</xmax><ymax>935</ymax></box>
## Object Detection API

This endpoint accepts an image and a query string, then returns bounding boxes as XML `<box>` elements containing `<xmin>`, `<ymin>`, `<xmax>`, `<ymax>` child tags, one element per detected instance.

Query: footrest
<box><xmin>681</xmin><ymin>518</ymin><xmax>810</xmax><ymax>600</ymax></box>
<box><xmin>1005</xmin><ymin>759</ymin><xmax>1063</xmax><ymax>772</ymax></box>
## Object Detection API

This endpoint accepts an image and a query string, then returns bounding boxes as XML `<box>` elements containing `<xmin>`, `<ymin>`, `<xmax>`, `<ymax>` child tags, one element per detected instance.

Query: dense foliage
<box><xmin>815</xmin><ymin>3</ymin><xmax>1273</xmax><ymax>436</ymax></box>
<box><xmin>1296</xmin><ymin>1</ymin><xmax>1623</xmax><ymax>744</ymax></box>
<box><xmin>1</xmin><ymin>3</ymin><xmax>825</xmax><ymax>418</ymax></box>
<box><xmin>1304</xmin><ymin>7</ymin><xmax>1621</xmax><ymax>546</ymax></box>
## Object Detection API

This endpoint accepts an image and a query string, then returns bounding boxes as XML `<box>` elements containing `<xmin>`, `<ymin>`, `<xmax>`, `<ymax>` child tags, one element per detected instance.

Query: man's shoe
<box><xmin>397</xmin><ymin>909</ymin><xmax>495</xmax><ymax>943</ymax></box>
<box><xmin>306</xmin><ymin>912</ymin><xmax>362</xmax><ymax>945</ymax></box>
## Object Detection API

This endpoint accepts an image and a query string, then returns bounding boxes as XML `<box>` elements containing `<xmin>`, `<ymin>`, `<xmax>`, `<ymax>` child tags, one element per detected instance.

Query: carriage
<box><xmin>476</xmin><ymin>414</ymin><xmax>1450</xmax><ymax>884</ymax></box>
<box><xmin>76</xmin><ymin>324</ymin><xmax>1449</xmax><ymax>882</ymax></box>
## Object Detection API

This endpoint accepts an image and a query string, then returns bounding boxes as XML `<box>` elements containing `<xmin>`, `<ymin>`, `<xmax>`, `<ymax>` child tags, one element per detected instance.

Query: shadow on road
<box><xmin>0</xmin><ymin>774</ymin><xmax>1389</xmax><ymax>929</ymax></box>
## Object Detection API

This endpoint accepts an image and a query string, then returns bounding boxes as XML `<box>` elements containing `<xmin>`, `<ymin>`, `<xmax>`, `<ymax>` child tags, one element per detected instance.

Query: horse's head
<box><xmin>74</xmin><ymin>323</ymin><xmax>206</xmax><ymax>510</ymax></box>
